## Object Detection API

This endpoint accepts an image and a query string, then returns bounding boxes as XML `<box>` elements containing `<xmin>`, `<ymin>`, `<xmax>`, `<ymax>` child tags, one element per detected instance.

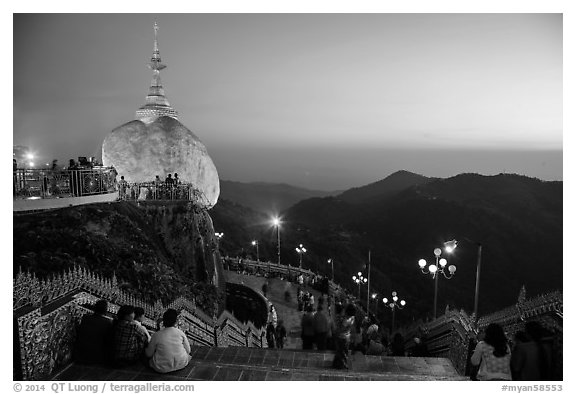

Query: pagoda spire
<box><xmin>135</xmin><ymin>21</ymin><xmax>178</xmax><ymax>123</ymax></box>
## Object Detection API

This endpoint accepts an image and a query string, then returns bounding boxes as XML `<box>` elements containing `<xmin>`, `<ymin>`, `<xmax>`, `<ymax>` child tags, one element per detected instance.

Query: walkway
<box><xmin>225</xmin><ymin>271</ymin><xmax>325</xmax><ymax>349</ymax></box>
<box><xmin>54</xmin><ymin>346</ymin><xmax>465</xmax><ymax>381</ymax></box>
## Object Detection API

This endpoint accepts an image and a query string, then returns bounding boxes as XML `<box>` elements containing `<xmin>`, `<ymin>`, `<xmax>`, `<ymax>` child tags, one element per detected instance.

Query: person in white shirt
<box><xmin>145</xmin><ymin>309</ymin><xmax>191</xmax><ymax>373</ymax></box>
<box><xmin>471</xmin><ymin>323</ymin><xmax>512</xmax><ymax>381</ymax></box>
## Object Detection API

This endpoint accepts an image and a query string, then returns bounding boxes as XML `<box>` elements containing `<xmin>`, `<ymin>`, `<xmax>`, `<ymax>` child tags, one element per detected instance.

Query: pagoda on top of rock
<box><xmin>102</xmin><ymin>22</ymin><xmax>220</xmax><ymax>208</ymax></box>
<box><xmin>135</xmin><ymin>22</ymin><xmax>179</xmax><ymax>123</ymax></box>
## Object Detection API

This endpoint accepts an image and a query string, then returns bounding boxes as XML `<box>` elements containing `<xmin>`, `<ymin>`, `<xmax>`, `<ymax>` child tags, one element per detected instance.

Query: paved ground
<box><xmin>225</xmin><ymin>271</ymin><xmax>325</xmax><ymax>349</ymax></box>
<box><xmin>54</xmin><ymin>346</ymin><xmax>467</xmax><ymax>381</ymax></box>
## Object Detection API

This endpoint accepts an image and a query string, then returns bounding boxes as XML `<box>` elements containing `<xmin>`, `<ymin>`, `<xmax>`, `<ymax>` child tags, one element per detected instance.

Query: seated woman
<box><xmin>146</xmin><ymin>309</ymin><xmax>191</xmax><ymax>373</ymax></box>
<box><xmin>113</xmin><ymin>305</ymin><xmax>148</xmax><ymax>365</ymax></box>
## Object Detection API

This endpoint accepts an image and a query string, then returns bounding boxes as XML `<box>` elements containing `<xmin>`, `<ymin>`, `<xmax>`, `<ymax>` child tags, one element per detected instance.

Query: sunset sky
<box><xmin>13</xmin><ymin>13</ymin><xmax>563</xmax><ymax>190</ymax></box>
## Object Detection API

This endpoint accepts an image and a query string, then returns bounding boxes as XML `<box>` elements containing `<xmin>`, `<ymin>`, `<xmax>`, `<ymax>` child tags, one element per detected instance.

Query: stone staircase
<box><xmin>225</xmin><ymin>271</ymin><xmax>325</xmax><ymax>349</ymax></box>
<box><xmin>54</xmin><ymin>346</ymin><xmax>467</xmax><ymax>381</ymax></box>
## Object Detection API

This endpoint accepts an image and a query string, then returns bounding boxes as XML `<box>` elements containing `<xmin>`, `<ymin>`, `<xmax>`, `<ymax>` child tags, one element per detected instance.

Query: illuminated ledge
<box><xmin>13</xmin><ymin>192</ymin><xmax>118</xmax><ymax>212</ymax></box>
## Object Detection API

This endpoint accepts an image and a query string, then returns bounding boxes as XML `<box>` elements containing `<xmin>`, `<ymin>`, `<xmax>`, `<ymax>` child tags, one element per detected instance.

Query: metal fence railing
<box><xmin>13</xmin><ymin>168</ymin><xmax>117</xmax><ymax>199</ymax></box>
<box><xmin>13</xmin><ymin>168</ymin><xmax>213</xmax><ymax>208</ymax></box>
<box><xmin>118</xmin><ymin>182</ymin><xmax>212</xmax><ymax>207</ymax></box>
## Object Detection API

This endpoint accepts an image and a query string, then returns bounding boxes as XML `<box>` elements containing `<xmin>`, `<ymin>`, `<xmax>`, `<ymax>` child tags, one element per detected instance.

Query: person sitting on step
<box><xmin>146</xmin><ymin>309</ymin><xmax>191</xmax><ymax>373</ymax></box>
<box><xmin>74</xmin><ymin>299</ymin><xmax>113</xmax><ymax>365</ymax></box>
<box><xmin>112</xmin><ymin>305</ymin><xmax>148</xmax><ymax>366</ymax></box>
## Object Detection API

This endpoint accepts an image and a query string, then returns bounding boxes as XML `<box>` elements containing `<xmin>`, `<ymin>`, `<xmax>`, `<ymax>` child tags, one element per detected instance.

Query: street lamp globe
<box><xmin>449</xmin><ymin>265</ymin><xmax>457</xmax><ymax>274</ymax></box>
<box><xmin>444</xmin><ymin>239</ymin><xmax>458</xmax><ymax>253</ymax></box>
<box><xmin>400</xmin><ymin>300</ymin><xmax>406</xmax><ymax>306</ymax></box>
<box><xmin>383</xmin><ymin>297</ymin><xmax>388</xmax><ymax>304</ymax></box>
<box><xmin>434</xmin><ymin>248</ymin><xmax>442</xmax><ymax>257</ymax></box>
<box><xmin>418</xmin><ymin>259</ymin><xmax>427</xmax><ymax>268</ymax></box>
<box><xmin>439</xmin><ymin>258</ymin><xmax>447</xmax><ymax>267</ymax></box>
<box><xmin>429</xmin><ymin>264</ymin><xmax>437</xmax><ymax>273</ymax></box>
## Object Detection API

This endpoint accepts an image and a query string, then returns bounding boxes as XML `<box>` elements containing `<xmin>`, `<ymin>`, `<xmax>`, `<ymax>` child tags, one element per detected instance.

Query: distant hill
<box><xmin>219</xmin><ymin>180</ymin><xmax>335</xmax><ymax>214</ymax></box>
<box><xmin>338</xmin><ymin>170</ymin><xmax>434</xmax><ymax>204</ymax></box>
<box><xmin>279</xmin><ymin>173</ymin><xmax>562</xmax><ymax>322</ymax></box>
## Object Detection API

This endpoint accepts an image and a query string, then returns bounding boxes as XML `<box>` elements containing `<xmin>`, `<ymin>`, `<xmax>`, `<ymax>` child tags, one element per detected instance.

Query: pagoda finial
<box><xmin>150</xmin><ymin>21</ymin><xmax>165</xmax><ymax>71</ymax></box>
<box><xmin>135</xmin><ymin>21</ymin><xmax>178</xmax><ymax>123</ymax></box>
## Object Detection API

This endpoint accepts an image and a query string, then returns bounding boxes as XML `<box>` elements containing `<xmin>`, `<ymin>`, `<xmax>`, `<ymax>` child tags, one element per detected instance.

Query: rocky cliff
<box><xmin>13</xmin><ymin>201</ymin><xmax>225</xmax><ymax>315</ymax></box>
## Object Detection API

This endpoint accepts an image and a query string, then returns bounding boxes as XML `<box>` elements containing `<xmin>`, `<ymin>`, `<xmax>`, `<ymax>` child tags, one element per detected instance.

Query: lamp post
<box><xmin>327</xmin><ymin>258</ymin><xmax>335</xmax><ymax>281</ymax></box>
<box><xmin>418</xmin><ymin>247</ymin><xmax>456</xmax><ymax>319</ymax></box>
<box><xmin>371</xmin><ymin>292</ymin><xmax>378</xmax><ymax>316</ymax></box>
<box><xmin>352</xmin><ymin>272</ymin><xmax>368</xmax><ymax>299</ymax></box>
<box><xmin>295</xmin><ymin>244</ymin><xmax>307</xmax><ymax>269</ymax></box>
<box><xmin>272</xmin><ymin>218</ymin><xmax>281</xmax><ymax>265</ymax></box>
<box><xmin>383</xmin><ymin>291</ymin><xmax>406</xmax><ymax>332</ymax></box>
<box><xmin>251</xmin><ymin>240</ymin><xmax>259</xmax><ymax>262</ymax></box>
<box><xmin>444</xmin><ymin>239</ymin><xmax>483</xmax><ymax>319</ymax></box>
<box><xmin>214</xmin><ymin>232</ymin><xmax>224</xmax><ymax>254</ymax></box>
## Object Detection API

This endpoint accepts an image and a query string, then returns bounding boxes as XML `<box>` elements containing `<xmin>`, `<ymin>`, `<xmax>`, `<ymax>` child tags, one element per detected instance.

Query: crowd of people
<box><xmin>470</xmin><ymin>321</ymin><xmax>554</xmax><ymax>381</ymax></box>
<box><xmin>74</xmin><ymin>300</ymin><xmax>192</xmax><ymax>374</ymax></box>
<box><xmin>73</xmin><ymin>275</ymin><xmax>557</xmax><ymax>380</ymax></box>
<box><xmin>118</xmin><ymin>173</ymin><xmax>185</xmax><ymax>201</ymax></box>
<box><xmin>297</xmin><ymin>295</ymin><xmax>427</xmax><ymax>369</ymax></box>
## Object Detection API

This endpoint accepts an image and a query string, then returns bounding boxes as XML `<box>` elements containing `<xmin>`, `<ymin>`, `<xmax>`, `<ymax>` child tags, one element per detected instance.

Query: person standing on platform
<box><xmin>470</xmin><ymin>323</ymin><xmax>512</xmax><ymax>381</ymax></box>
<box><xmin>332</xmin><ymin>303</ymin><xmax>356</xmax><ymax>369</ymax></box>
<box><xmin>276</xmin><ymin>320</ymin><xmax>287</xmax><ymax>349</ymax></box>
<box><xmin>313</xmin><ymin>304</ymin><xmax>330</xmax><ymax>351</ymax></box>
<box><xmin>511</xmin><ymin>321</ymin><xmax>553</xmax><ymax>381</ymax></box>
<box><xmin>301</xmin><ymin>305</ymin><xmax>316</xmax><ymax>350</ymax></box>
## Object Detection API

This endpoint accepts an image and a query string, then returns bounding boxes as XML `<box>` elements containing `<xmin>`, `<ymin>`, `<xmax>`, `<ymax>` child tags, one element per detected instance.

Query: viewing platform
<box><xmin>13</xmin><ymin>167</ymin><xmax>213</xmax><ymax>212</ymax></box>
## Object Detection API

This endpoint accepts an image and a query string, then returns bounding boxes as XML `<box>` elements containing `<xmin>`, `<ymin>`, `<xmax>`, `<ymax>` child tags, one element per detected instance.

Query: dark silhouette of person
<box><xmin>275</xmin><ymin>320</ymin><xmax>287</xmax><ymax>349</ymax></box>
<box><xmin>118</xmin><ymin>176</ymin><xmax>128</xmax><ymax>200</ymax></box>
<box><xmin>411</xmin><ymin>336</ymin><xmax>429</xmax><ymax>357</ymax></box>
<box><xmin>332</xmin><ymin>302</ymin><xmax>355</xmax><ymax>369</ymax></box>
<box><xmin>74</xmin><ymin>300</ymin><xmax>113</xmax><ymax>364</ymax></box>
<box><xmin>389</xmin><ymin>332</ymin><xmax>406</xmax><ymax>356</ymax></box>
<box><xmin>313</xmin><ymin>304</ymin><xmax>330</xmax><ymax>351</ymax></box>
<box><xmin>266</xmin><ymin>322</ymin><xmax>276</xmax><ymax>348</ymax></box>
<box><xmin>511</xmin><ymin>321</ymin><xmax>553</xmax><ymax>380</ymax></box>
<box><xmin>301</xmin><ymin>305</ymin><xmax>315</xmax><ymax>350</ymax></box>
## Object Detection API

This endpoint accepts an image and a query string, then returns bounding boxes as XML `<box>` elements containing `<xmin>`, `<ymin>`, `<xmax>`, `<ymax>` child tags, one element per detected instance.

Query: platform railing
<box><xmin>13</xmin><ymin>167</ymin><xmax>117</xmax><ymax>199</ymax></box>
<box><xmin>118</xmin><ymin>182</ymin><xmax>212</xmax><ymax>207</ymax></box>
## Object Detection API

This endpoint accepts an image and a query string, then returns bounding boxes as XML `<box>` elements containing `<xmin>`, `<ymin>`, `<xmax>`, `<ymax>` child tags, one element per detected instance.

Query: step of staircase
<box><xmin>54</xmin><ymin>346</ymin><xmax>467</xmax><ymax>381</ymax></box>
